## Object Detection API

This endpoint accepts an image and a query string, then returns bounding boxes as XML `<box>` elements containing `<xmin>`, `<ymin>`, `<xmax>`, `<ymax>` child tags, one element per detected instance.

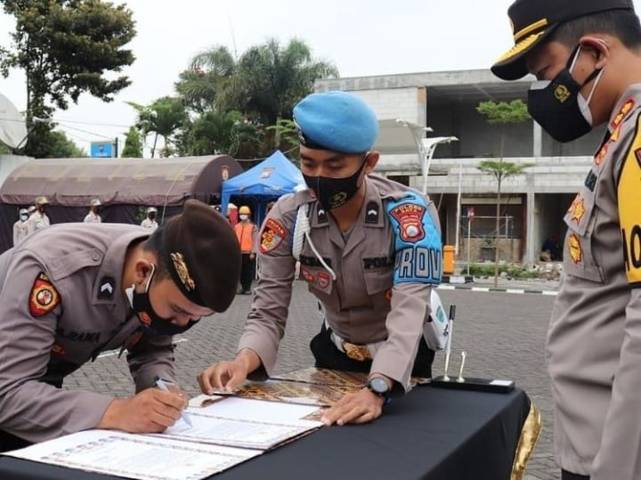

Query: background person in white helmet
<box><xmin>233</xmin><ymin>205</ymin><xmax>258</xmax><ymax>294</ymax></box>
<box><xmin>141</xmin><ymin>207</ymin><xmax>159</xmax><ymax>231</ymax></box>
<box><xmin>83</xmin><ymin>199</ymin><xmax>102</xmax><ymax>224</ymax></box>
<box><xmin>13</xmin><ymin>208</ymin><xmax>30</xmax><ymax>246</ymax></box>
<box><xmin>27</xmin><ymin>197</ymin><xmax>50</xmax><ymax>235</ymax></box>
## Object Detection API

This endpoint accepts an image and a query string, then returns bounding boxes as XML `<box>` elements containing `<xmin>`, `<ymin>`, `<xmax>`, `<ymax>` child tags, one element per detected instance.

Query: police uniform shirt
<box><xmin>84</xmin><ymin>211</ymin><xmax>102</xmax><ymax>224</ymax></box>
<box><xmin>13</xmin><ymin>220</ymin><xmax>29</xmax><ymax>246</ymax></box>
<box><xmin>0</xmin><ymin>223</ymin><xmax>175</xmax><ymax>443</ymax></box>
<box><xmin>28</xmin><ymin>211</ymin><xmax>50</xmax><ymax>234</ymax></box>
<box><xmin>548</xmin><ymin>84</ymin><xmax>641</xmax><ymax>478</ymax></box>
<box><xmin>141</xmin><ymin>218</ymin><xmax>158</xmax><ymax>231</ymax></box>
<box><xmin>238</xmin><ymin>174</ymin><xmax>442</xmax><ymax>391</ymax></box>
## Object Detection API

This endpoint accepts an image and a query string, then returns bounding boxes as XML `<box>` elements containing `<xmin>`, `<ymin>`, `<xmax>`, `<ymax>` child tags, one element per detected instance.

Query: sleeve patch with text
<box><xmin>386</xmin><ymin>194</ymin><xmax>442</xmax><ymax>285</ymax></box>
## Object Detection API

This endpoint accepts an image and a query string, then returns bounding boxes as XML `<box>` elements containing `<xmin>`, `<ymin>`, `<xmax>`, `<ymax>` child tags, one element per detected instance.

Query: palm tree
<box><xmin>175</xmin><ymin>46</ymin><xmax>237</xmax><ymax>113</ymax></box>
<box><xmin>128</xmin><ymin>97</ymin><xmax>187</xmax><ymax>158</ymax></box>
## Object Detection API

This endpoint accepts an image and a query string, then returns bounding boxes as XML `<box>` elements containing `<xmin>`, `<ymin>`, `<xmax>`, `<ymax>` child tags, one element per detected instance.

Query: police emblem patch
<box><xmin>390</xmin><ymin>203</ymin><xmax>426</xmax><ymax>243</ymax></box>
<box><xmin>29</xmin><ymin>273</ymin><xmax>60</xmax><ymax>317</ymax></box>
<box><xmin>260</xmin><ymin>219</ymin><xmax>287</xmax><ymax>253</ymax></box>
<box><xmin>170</xmin><ymin>252</ymin><xmax>195</xmax><ymax>291</ymax></box>
<box><xmin>568</xmin><ymin>234</ymin><xmax>583</xmax><ymax>265</ymax></box>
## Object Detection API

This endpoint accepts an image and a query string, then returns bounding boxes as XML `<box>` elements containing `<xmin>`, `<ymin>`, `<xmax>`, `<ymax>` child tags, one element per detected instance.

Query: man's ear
<box><xmin>364</xmin><ymin>151</ymin><xmax>380</xmax><ymax>174</ymax></box>
<box><xmin>579</xmin><ymin>35</ymin><xmax>611</xmax><ymax>69</ymax></box>
<box><xmin>134</xmin><ymin>259</ymin><xmax>153</xmax><ymax>286</ymax></box>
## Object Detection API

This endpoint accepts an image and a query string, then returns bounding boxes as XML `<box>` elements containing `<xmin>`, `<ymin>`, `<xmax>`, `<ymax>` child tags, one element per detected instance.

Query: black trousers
<box><xmin>310</xmin><ymin>323</ymin><xmax>434</xmax><ymax>379</ymax></box>
<box><xmin>562</xmin><ymin>471</ymin><xmax>589</xmax><ymax>480</ymax></box>
<box><xmin>240</xmin><ymin>253</ymin><xmax>255</xmax><ymax>292</ymax></box>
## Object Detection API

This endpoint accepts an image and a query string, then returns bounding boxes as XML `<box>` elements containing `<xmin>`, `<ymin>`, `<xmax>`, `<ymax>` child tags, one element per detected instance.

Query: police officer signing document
<box><xmin>494</xmin><ymin>1</ymin><xmax>641</xmax><ymax>479</ymax></box>
<box><xmin>0</xmin><ymin>200</ymin><xmax>240</xmax><ymax>452</ymax></box>
<box><xmin>199</xmin><ymin>91</ymin><xmax>443</xmax><ymax>426</ymax></box>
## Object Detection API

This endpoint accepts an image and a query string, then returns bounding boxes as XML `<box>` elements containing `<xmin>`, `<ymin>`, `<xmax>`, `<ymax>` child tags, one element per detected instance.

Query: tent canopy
<box><xmin>0</xmin><ymin>155</ymin><xmax>242</xmax><ymax>207</ymax></box>
<box><xmin>221</xmin><ymin>150</ymin><xmax>304</xmax><ymax>216</ymax></box>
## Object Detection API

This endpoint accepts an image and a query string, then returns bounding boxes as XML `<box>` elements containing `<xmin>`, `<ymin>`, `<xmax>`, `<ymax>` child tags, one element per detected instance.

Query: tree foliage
<box><xmin>121</xmin><ymin>126</ymin><xmax>142</xmax><ymax>157</ymax></box>
<box><xmin>0</xmin><ymin>0</ymin><xmax>136</xmax><ymax>158</ymax></box>
<box><xmin>476</xmin><ymin>99</ymin><xmax>532</xmax><ymax>284</ymax></box>
<box><xmin>174</xmin><ymin>38</ymin><xmax>337</xmax><ymax>159</ymax></box>
<box><xmin>128</xmin><ymin>97</ymin><xmax>186</xmax><ymax>158</ymax></box>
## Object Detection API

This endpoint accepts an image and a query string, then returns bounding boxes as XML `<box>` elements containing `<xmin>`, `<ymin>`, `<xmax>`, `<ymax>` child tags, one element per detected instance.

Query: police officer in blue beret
<box><xmin>199</xmin><ymin>91</ymin><xmax>443</xmax><ymax>426</ymax></box>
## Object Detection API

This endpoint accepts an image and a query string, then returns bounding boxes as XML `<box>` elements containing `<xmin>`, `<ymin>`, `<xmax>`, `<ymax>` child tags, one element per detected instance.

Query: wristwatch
<box><xmin>367</xmin><ymin>377</ymin><xmax>391</xmax><ymax>401</ymax></box>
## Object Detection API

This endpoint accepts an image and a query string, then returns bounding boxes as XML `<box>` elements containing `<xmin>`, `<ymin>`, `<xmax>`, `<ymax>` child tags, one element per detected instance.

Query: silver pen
<box><xmin>155</xmin><ymin>378</ymin><xmax>193</xmax><ymax>428</ymax></box>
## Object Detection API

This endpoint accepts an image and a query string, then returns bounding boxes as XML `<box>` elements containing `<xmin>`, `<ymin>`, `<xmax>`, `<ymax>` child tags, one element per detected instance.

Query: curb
<box><xmin>437</xmin><ymin>284</ymin><xmax>558</xmax><ymax>296</ymax></box>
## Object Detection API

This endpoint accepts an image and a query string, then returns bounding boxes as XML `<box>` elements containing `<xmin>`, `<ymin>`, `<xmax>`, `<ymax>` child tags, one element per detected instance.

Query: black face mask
<box><xmin>303</xmin><ymin>155</ymin><xmax>368</xmax><ymax>211</ymax></box>
<box><xmin>126</xmin><ymin>265</ymin><xmax>199</xmax><ymax>336</ymax></box>
<box><xmin>527</xmin><ymin>45</ymin><xmax>604</xmax><ymax>143</ymax></box>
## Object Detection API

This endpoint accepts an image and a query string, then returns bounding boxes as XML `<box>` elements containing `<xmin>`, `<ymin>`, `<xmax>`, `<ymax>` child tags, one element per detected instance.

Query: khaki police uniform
<box><xmin>0</xmin><ymin>223</ymin><xmax>174</xmax><ymax>445</ymax></box>
<box><xmin>547</xmin><ymin>85</ymin><xmax>641</xmax><ymax>478</ymax></box>
<box><xmin>239</xmin><ymin>174</ymin><xmax>442</xmax><ymax>391</ymax></box>
<box><xmin>28</xmin><ymin>211</ymin><xmax>50</xmax><ymax>234</ymax></box>
<box><xmin>12</xmin><ymin>220</ymin><xmax>29</xmax><ymax>246</ymax></box>
<box><xmin>141</xmin><ymin>218</ymin><xmax>158</xmax><ymax>231</ymax></box>
<box><xmin>84</xmin><ymin>211</ymin><xmax>102</xmax><ymax>224</ymax></box>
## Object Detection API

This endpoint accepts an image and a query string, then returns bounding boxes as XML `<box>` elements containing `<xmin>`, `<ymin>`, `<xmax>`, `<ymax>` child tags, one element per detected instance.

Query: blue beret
<box><xmin>293</xmin><ymin>91</ymin><xmax>379</xmax><ymax>154</ymax></box>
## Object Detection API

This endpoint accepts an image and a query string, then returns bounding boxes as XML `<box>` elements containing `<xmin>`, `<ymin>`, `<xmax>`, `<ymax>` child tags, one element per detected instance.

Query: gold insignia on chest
<box><xmin>568</xmin><ymin>196</ymin><xmax>586</xmax><ymax>224</ymax></box>
<box><xmin>568</xmin><ymin>234</ymin><xmax>583</xmax><ymax>264</ymax></box>
<box><xmin>170</xmin><ymin>252</ymin><xmax>195</xmax><ymax>291</ymax></box>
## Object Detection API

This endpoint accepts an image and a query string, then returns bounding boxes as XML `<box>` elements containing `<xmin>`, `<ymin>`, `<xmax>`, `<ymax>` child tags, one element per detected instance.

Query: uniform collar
<box><xmin>608</xmin><ymin>83</ymin><xmax>641</xmax><ymax>134</ymax></box>
<box><xmin>92</xmin><ymin>229</ymin><xmax>150</xmax><ymax>306</ymax></box>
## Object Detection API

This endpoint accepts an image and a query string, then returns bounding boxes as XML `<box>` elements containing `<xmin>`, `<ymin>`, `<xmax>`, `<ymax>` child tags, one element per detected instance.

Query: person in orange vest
<box><xmin>234</xmin><ymin>206</ymin><xmax>258</xmax><ymax>294</ymax></box>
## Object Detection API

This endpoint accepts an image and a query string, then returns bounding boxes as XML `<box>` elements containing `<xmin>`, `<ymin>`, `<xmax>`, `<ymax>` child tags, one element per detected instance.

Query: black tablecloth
<box><xmin>0</xmin><ymin>385</ymin><xmax>531</xmax><ymax>480</ymax></box>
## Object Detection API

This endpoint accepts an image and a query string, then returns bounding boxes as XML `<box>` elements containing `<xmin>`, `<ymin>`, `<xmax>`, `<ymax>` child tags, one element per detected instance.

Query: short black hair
<box><xmin>550</xmin><ymin>10</ymin><xmax>641</xmax><ymax>49</ymax></box>
<box><xmin>141</xmin><ymin>225</ymin><xmax>171</xmax><ymax>281</ymax></box>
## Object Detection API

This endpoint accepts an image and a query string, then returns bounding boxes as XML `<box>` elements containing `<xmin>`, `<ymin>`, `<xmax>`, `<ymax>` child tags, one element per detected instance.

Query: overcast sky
<box><xmin>0</xmin><ymin>0</ymin><xmax>640</xmax><ymax>153</ymax></box>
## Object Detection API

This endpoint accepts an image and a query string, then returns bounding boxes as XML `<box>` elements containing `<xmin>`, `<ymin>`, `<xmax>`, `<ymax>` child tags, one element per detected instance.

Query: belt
<box><xmin>326</xmin><ymin>320</ymin><xmax>380</xmax><ymax>362</ymax></box>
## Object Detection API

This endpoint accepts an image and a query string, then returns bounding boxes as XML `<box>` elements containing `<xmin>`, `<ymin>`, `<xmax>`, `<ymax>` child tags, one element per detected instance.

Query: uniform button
<box><xmin>91</xmin><ymin>251</ymin><xmax>101</xmax><ymax>261</ymax></box>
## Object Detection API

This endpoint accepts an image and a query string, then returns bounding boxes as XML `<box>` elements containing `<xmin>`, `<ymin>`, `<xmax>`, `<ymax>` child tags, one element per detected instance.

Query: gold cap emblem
<box><xmin>170</xmin><ymin>252</ymin><xmax>195</xmax><ymax>291</ymax></box>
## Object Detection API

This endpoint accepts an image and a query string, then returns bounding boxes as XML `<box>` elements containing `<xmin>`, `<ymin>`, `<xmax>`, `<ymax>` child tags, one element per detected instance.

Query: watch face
<box><xmin>369</xmin><ymin>378</ymin><xmax>389</xmax><ymax>394</ymax></box>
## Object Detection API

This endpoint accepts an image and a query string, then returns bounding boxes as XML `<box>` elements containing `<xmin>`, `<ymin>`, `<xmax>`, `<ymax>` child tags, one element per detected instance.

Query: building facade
<box><xmin>316</xmin><ymin>70</ymin><xmax>603</xmax><ymax>265</ymax></box>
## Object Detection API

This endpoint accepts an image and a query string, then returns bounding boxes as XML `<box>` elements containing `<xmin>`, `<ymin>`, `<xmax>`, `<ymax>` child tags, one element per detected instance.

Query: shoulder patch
<box><xmin>29</xmin><ymin>273</ymin><xmax>60</xmax><ymax>317</ymax></box>
<box><xmin>260</xmin><ymin>218</ymin><xmax>287</xmax><ymax>254</ymax></box>
<box><xmin>386</xmin><ymin>193</ymin><xmax>442</xmax><ymax>285</ymax></box>
<box><xmin>618</xmin><ymin>114</ymin><xmax>641</xmax><ymax>286</ymax></box>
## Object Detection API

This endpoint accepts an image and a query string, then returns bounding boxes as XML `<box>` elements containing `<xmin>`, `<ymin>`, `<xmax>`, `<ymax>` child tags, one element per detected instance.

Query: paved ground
<box><xmin>65</xmin><ymin>280</ymin><xmax>560</xmax><ymax>480</ymax></box>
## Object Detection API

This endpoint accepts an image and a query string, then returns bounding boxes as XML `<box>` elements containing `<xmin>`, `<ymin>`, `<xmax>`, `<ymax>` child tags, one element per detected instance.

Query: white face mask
<box><xmin>20</xmin><ymin>214</ymin><xmax>28</xmax><ymax>222</ymax></box>
<box><xmin>239</xmin><ymin>215</ymin><xmax>249</xmax><ymax>221</ymax></box>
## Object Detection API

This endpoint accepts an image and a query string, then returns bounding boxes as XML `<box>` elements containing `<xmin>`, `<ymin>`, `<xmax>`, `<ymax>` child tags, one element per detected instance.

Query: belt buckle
<box><xmin>342</xmin><ymin>342</ymin><xmax>372</xmax><ymax>361</ymax></box>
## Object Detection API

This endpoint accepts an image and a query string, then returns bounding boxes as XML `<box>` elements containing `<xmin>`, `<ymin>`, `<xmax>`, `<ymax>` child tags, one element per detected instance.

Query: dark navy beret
<box><xmin>160</xmin><ymin>199</ymin><xmax>241</xmax><ymax>312</ymax></box>
<box><xmin>293</xmin><ymin>91</ymin><xmax>379</xmax><ymax>154</ymax></box>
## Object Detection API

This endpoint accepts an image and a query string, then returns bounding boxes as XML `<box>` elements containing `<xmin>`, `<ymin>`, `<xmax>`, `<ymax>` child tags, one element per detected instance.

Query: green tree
<box><xmin>476</xmin><ymin>99</ymin><xmax>531</xmax><ymax>286</ymax></box>
<box><xmin>46</xmin><ymin>130</ymin><xmax>86</xmax><ymax>157</ymax></box>
<box><xmin>175</xmin><ymin>46</ymin><xmax>236</xmax><ymax>113</ymax></box>
<box><xmin>175</xmin><ymin>38</ymin><xmax>337</xmax><ymax>154</ymax></box>
<box><xmin>179</xmin><ymin>111</ymin><xmax>264</xmax><ymax>158</ymax></box>
<box><xmin>121</xmin><ymin>126</ymin><xmax>143</xmax><ymax>157</ymax></box>
<box><xmin>236</xmin><ymin>39</ymin><xmax>338</xmax><ymax>130</ymax></box>
<box><xmin>128</xmin><ymin>97</ymin><xmax>187</xmax><ymax>158</ymax></box>
<box><xmin>0</xmin><ymin>0</ymin><xmax>136</xmax><ymax>158</ymax></box>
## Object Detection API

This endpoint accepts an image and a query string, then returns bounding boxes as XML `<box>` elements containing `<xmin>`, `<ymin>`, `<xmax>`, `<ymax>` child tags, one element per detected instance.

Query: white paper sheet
<box><xmin>157</xmin><ymin>400</ymin><xmax>322</xmax><ymax>450</ymax></box>
<box><xmin>190</xmin><ymin>395</ymin><xmax>321</xmax><ymax>422</ymax></box>
<box><xmin>5</xmin><ymin>429</ymin><xmax>260</xmax><ymax>480</ymax></box>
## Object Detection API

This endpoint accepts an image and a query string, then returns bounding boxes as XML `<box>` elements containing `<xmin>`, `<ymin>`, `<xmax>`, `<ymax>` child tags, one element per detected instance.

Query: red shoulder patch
<box><xmin>611</xmin><ymin>98</ymin><xmax>636</xmax><ymax>130</ymax></box>
<box><xmin>260</xmin><ymin>219</ymin><xmax>287</xmax><ymax>253</ymax></box>
<box><xmin>29</xmin><ymin>273</ymin><xmax>60</xmax><ymax>317</ymax></box>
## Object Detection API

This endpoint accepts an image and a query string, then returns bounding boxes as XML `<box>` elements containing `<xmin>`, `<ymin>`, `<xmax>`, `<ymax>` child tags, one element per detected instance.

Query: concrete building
<box><xmin>316</xmin><ymin>69</ymin><xmax>603</xmax><ymax>265</ymax></box>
